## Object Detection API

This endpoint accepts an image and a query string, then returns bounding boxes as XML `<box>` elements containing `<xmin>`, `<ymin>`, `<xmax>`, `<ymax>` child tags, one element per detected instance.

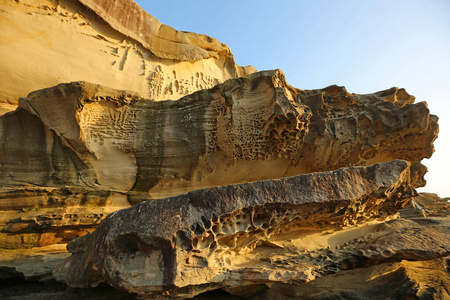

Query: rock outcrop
<box><xmin>0</xmin><ymin>0</ymin><xmax>254</xmax><ymax>111</ymax></box>
<box><xmin>0</xmin><ymin>0</ymin><xmax>445</xmax><ymax>298</ymax></box>
<box><xmin>296</xmin><ymin>86</ymin><xmax>438</xmax><ymax>188</ymax></box>
<box><xmin>254</xmin><ymin>254</ymin><xmax>450</xmax><ymax>300</ymax></box>
<box><xmin>53</xmin><ymin>160</ymin><xmax>418</xmax><ymax>298</ymax></box>
<box><xmin>0</xmin><ymin>69</ymin><xmax>438</xmax><ymax>251</ymax></box>
<box><xmin>0</xmin><ymin>187</ymin><xmax>129</xmax><ymax>249</ymax></box>
<box><xmin>78</xmin><ymin>0</ymin><xmax>230</xmax><ymax>61</ymax></box>
<box><xmin>412</xmin><ymin>193</ymin><xmax>450</xmax><ymax>217</ymax></box>
<box><xmin>1</xmin><ymin>71</ymin><xmax>437</xmax><ymax>197</ymax></box>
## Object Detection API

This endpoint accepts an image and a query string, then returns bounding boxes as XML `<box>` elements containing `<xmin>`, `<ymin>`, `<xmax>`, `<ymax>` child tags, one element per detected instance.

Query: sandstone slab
<box><xmin>53</xmin><ymin>160</ymin><xmax>416</xmax><ymax>298</ymax></box>
<box><xmin>0</xmin><ymin>187</ymin><xmax>130</xmax><ymax>249</ymax></box>
<box><xmin>1</xmin><ymin>70</ymin><xmax>438</xmax><ymax>198</ymax></box>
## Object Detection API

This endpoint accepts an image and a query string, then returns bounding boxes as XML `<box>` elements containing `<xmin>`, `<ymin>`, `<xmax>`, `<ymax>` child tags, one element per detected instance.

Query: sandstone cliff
<box><xmin>1</xmin><ymin>71</ymin><xmax>438</xmax><ymax>195</ymax></box>
<box><xmin>0</xmin><ymin>0</ymin><xmax>446</xmax><ymax>299</ymax></box>
<box><xmin>0</xmin><ymin>0</ymin><xmax>255</xmax><ymax>113</ymax></box>
<box><xmin>0</xmin><ymin>70</ymin><xmax>438</xmax><ymax>251</ymax></box>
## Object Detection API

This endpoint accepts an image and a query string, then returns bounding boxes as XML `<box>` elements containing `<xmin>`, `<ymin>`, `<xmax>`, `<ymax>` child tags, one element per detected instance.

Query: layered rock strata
<box><xmin>0</xmin><ymin>0</ymin><xmax>445</xmax><ymax>298</ymax></box>
<box><xmin>78</xmin><ymin>0</ymin><xmax>231</xmax><ymax>61</ymax></box>
<box><xmin>254</xmin><ymin>254</ymin><xmax>450</xmax><ymax>300</ymax></box>
<box><xmin>53</xmin><ymin>160</ymin><xmax>417</xmax><ymax>298</ymax></box>
<box><xmin>1</xmin><ymin>70</ymin><xmax>311</xmax><ymax>197</ymax></box>
<box><xmin>0</xmin><ymin>70</ymin><xmax>438</xmax><ymax>251</ymax></box>
<box><xmin>1</xmin><ymin>70</ymin><xmax>437</xmax><ymax>198</ymax></box>
<box><xmin>0</xmin><ymin>187</ymin><xmax>129</xmax><ymax>249</ymax></box>
<box><xmin>295</xmin><ymin>86</ymin><xmax>438</xmax><ymax>188</ymax></box>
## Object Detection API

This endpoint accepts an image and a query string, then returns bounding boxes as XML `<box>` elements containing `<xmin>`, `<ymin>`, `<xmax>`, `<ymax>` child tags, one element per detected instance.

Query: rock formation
<box><xmin>78</xmin><ymin>0</ymin><xmax>230</xmax><ymax>61</ymax></box>
<box><xmin>1</xmin><ymin>71</ymin><xmax>437</xmax><ymax>196</ymax></box>
<box><xmin>53</xmin><ymin>160</ymin><xmax>419</xmax><ymax>297</ymax></box>
<box><xmin>0</xmin><ymin>69</ymin><xmax>438</xmax><ymax>252</ymax></box>
<box><xmin>0</xmin><ymin>0</ymin><xmax>446</xmax><ymax>299</ymax></box>
<box><xmin>412</xmin><ymin>192</ymin><xmax>450</xmax><ymax>217</ymax></box>
<box><xmin>0</xmin><ymin>0</ymin><xmax>255</xmax><ymax>113</ymax></box>
<box><xmin>254</xmin><ymin>254</ymin><xmax>450</xmax><ymax>300</ymax></box>
<box><xmin>0</xmin><ymin>187</ymin><xmax>129</xmax><ymax>249</ymax></box>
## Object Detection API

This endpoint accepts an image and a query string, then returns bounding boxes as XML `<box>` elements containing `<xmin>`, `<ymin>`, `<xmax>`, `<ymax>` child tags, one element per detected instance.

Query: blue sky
<box><xmin>136</xmin><ymin>0</ymin><xmax>450</xmax><ymax>197</ymax></box>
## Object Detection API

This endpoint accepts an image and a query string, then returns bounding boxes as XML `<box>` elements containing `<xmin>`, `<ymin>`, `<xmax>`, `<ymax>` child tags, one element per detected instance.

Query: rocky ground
<box><xmin>1</xmin><ymin>191</ymin><xmax>448</xmax><ymax>299</ymax></box>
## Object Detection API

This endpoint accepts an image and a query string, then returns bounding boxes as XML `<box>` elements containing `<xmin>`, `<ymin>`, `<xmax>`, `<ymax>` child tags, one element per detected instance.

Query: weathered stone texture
<box><xmin>0</xmin><ymin>1</ymin><xmax>444</xmax><ymax>297</ymax></box>
<box><xmin>79</xmin><ymin>0</ymin><xmax>231</xmax><ymax>61</ymax></box>
<box><xmin>0</xmin><ymin>187</ymin><xmax>130</xmax><ymax>249</ymax></box>
<box><xmin>295</xmin><ymin>85</ymin><xmax>438</xmax><ymax>187</ymax></box>
<box><xmin>1</xmin><ymin>70</ymin><xmax>438</xmax><ymax>200</ymax></box>
<box><xmin>53</xmin><ymin>160</ymin><xmax>417</xmax><ymax>297</ymax></box>
<box><xmin>0</xmin><ymin>0</ymin><xmax>254</xmax><ymax>108</ymax></box>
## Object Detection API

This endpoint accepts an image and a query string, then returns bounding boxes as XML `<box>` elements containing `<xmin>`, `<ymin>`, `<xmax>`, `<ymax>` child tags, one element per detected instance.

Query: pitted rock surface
<box><xmin>1</xmin><ymin>70</ymin><xmax>437</xmax><ymax>199</ymax></box>
<box><xmin>53</xmin><ymin>160</ymin><xmax>416</xmax><ymax>297</ymax></box>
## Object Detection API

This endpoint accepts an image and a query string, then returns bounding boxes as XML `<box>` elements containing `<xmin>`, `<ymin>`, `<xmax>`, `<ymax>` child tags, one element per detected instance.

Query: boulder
<box><xmin>53</xmin><ymin>160</ymin><xmax>417</xmax><ymax>298</ymax></box>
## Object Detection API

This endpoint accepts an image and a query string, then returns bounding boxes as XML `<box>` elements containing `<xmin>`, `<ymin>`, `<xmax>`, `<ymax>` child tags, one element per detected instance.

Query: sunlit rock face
<box><xmin>0</xmin><ymin>71</ymin><xmax>437</xmax><ymax>197</ymax></box>
<box><xmin>53</xmin><ymin>160</ymin><xmax>430</xmax><ymax>298</ymax></box>
<box><xmin>0</xmin><ymin>69</ymin><xmax>438</xmax><ymax>252</ymax></box>
<box><xmin>79</xmin><ymin>0</ymin><xmax>232</xmax><ymax>61</ymax></box>
<box><xmin>0</xmin><ymin>0</ymin><xmax>255</xmax><ymax>113</ymax></box>
<box><xmin>1</xmin><ymin>70</ymin><xmax>311</xmax><ymax>197</ymax></box>
<box><xmin>0</xmin><ymin>187</ymin><xmax>130</xmax><ymax>250</ymax></box>
<box><xmin>295</xmin><ymin>86</ymin><xmax>438</xmax><ymax>188</ymax></box>
<box><xmin>0</xmin><ymin>0</ymin><xmax>445</xmax><ymax>298</ymax></box>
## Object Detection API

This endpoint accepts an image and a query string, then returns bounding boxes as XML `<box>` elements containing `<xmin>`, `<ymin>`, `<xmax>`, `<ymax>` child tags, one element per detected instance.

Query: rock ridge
<box><xmin>79</xmin><ymin>0</ymin><xmax>232</xmax><ymax>61</ymax></box>
<box><xmin>0</xmin><ymin>0</ymin><xmax>254</xmax><ymax>108</ymax></box>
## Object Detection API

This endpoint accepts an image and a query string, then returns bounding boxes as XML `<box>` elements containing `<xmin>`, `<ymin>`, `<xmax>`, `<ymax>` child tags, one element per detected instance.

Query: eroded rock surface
<box><xmin>0</xmin><ymin>0</ymin><xmax>445</xmax><ymax>298</ymax></box>
<box><xmin>1</xmin><ymin>70</ymin><xmax>437</xmax><ymax>199</ymax></box>
<box><xmin>254</xmin><ymin>254</ymin><xmax>450</xmax><ymax>300</ymax></box>
<box><xmin>2</xmin><ymin>70</ymin><xmax>311</xmax><ymax>198</ymax></box>
<box><xmin>0</xmin><ymin>0</ymin><xmax>254</xmax><ymax>110</ymax></box>
<box><xmin>0</xmin><ymin>69</ymin><xmax>438</xmax><ymax>251</ymax></box>
<box><xmin>79</xmin><ymin>0</ymin><xmax>231</xmax><ymax>61</ymax></box>
<box><xmin>295</xmin><ymin>85</ymin><xmax>438</xmax><ymax>188</ymax></box>
<box><xmin>53</xmin><ymin>160</ymin><xmax>417</xmax><ymax>298</ymax></box>
<box><xmin>0</xmin><ymin>187</ymin><xmax>130</xmax><ymax>249</ymax></box>
<box><xmin>413</xmin><ymin>193</ymin><xmax>450</xmax><ymax>217</ymax></box>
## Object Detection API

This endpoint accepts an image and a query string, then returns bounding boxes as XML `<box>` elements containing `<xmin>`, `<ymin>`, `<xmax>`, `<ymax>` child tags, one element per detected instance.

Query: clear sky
<box><xmin>136</xmin><ymin>0</ymin><xmax>450</xmax><ymax>197</ymax></box>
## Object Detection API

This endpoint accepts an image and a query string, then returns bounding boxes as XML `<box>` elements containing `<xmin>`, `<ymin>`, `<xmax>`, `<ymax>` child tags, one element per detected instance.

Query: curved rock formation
<box><xmin>0</xmin><ymin>0</ymin><xmax>254</xmax><ymax>110</ymax></box>
<box><xmin>79</xmin><ymin>0</ymin><xmax>230</xmax><ymax>61</ymax></box>
<box><xmin>1</xmin><ymin>71</ymin><xmax>437</xmax><ymax>198</ymax></box>
<box><xmin>0</xmin><ymin>69</ymin><xmax>438</xmax><ymax>253</ymax></box>
<box><xmin>53</xmin><ymin>160</ymin><xmax>417</xmax><ymax>297</ymax></box>
<box><xmin>295</xmin><ymin>85</ymin><xmax>439</xmax><ymax>188</ymax></box>
<box><xmin>3</xmin><ymin>70</ymin><xmax>311</xmax><ymax>197</ymax></box>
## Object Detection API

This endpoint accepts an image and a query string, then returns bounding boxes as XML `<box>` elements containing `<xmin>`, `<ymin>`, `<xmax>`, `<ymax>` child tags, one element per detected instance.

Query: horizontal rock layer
<box><xmin>0</xmin><ymin>187</ymin><xmax>130</xmax><ymax>249</ymax></box>
<box><xmin>0</xmin><ymin>69</ymin><xmax>438</xmax><ymax>252</ymax></box>
<box><xmin>1</xmin><ymin>70</ymin><xmax>438</xmax><ymax>197</ymax></box>
<box><xmin>53</xmin><ymin>160</ymin><xmax>417</xmax><ymax>298</ymax></box>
